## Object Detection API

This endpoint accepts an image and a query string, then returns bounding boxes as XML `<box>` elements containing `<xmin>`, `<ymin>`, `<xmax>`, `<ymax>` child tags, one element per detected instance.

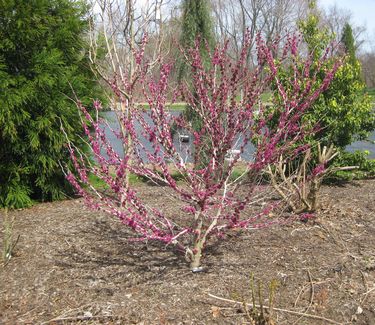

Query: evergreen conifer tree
<box><xmin>178</xmin><ymin>0</ymin><xmax>214</xmax><ymax>81</ymax></box>
<box><xmin>177</xmin><ymin>0</ymin><xmax>215</xmax><ymax>166</ymax></box>
<box><xmin>0</xmin><ymin>0</ymin><xmax>104</xmax><ymax>208</ymax></box>
<box><xmin>341</xmin><ymin>23</ymin><xmax>357</xmax><ymax>66</ymax></box>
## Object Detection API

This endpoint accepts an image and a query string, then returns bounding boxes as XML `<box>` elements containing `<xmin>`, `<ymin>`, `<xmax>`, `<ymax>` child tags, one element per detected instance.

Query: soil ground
<box><xmin>1</xmin><ymin>179</ymin><xmax>375</xmax><ymax>324</ymax></box>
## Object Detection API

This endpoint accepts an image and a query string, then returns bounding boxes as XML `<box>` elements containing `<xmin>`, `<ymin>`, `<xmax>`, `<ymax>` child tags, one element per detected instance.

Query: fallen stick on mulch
<box><xmin>41</xmin><ymin>315</ymin><xmax>120</xmax><ymax>324</ymax></box>
<box><xmin>208</xmin><ymin>293</ymin><xmax>344</xmax><ymax>325</ymax></box>
<box><xmin>291</xmin><ymin>269</ymin><xmax>315</xmax><ymax>325</ymax></box>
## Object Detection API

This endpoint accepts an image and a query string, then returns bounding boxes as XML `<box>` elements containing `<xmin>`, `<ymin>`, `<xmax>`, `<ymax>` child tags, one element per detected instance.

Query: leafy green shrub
<box><xmin>297</xmin><ymin>6</ymin><xmax>374</xmax><ymax>149</ymax></box>
<box><xmin>271</xmin><ymin>2</ymin><xmax>374</xmax><ymax>150</ymax></box>
<box><xmin>329</xmin><ymin>150</ymin><xmax>375</xmax><ymax>181</ymax></box>
<box><xmin>267</xmin><ymin>1</ymin><xmax>375</xmax><ymax>203</ymax></box>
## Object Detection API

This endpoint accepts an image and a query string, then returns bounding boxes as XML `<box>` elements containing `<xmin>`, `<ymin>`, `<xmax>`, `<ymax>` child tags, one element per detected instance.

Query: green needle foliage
<box><xmin>0</xmin><ymin>0</ymin><xmax>104</xmax><ymax>208</ymax></box>
<box><xmin>178</xmin><ymin>0</ymin><xmax>214</xmax><ymax>82</ymax></box>
<box><xmin>178</xmin><ymin>0</ymin><xmax>215</xmax><ymax>166</ymax></box>
<box><xmin>341</xmin><ymin>22</ymin><xmax>357</xmax><ymax>66</ymax></box>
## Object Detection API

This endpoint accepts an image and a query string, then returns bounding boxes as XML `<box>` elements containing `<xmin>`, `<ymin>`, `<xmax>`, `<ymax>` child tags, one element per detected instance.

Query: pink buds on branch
<box><xmin>67</xmin><ymin>32</ymin><xmax>340</xmax><ymax>270</ymax></box>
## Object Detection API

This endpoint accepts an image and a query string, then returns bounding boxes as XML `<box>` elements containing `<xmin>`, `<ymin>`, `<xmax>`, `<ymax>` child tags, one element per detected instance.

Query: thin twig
<box><xmin>41</xmin><ymin>314</ymin><xmax>118</xmax><ymax>324</ymax></box>
<box><xmin>307</xmin><ymin>269</ymin><xmax>315</xmax><ymax>309</ymax></box>
<box><xmin>362</xmin><ymin>286</ymin><xmax>375</xmax><ymax>304</ymax></box>
<box><xmin>360</xmin><ymin>270</ymin><xmax>369</xmax><ymax>304</ymax></box>
<box><xmin>294</xmin><ymin>283</ymin><xmax>308</xmax><ymax>308</ymax></box>
<box><xmin>292</xmin><ymin>269</ymin><xmax>315</xmax><ymax>325</ymax></box>
<box><xmin>208</xmin><ymin>293</ymin><xmax>345</xmax><ymax>325</ymax></box>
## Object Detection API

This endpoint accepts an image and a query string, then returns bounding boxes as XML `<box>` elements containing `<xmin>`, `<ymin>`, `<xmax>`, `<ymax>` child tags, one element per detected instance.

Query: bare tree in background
<box><xmin>360</xmin><ymin>51</ymin><xmax>375</xmax><ymax>88</ymax></box>
<box><xmin>212</xmin><ymin>0</ymin><xmax>265</xmax><ymax>65</ymax></box>
<box><xmin>88</xmin><ymin>0</ymin><xmax>372</xmax><ymax>87</ymax></box>
<box><xmin>319</xmin><ymin>3</ymin><xmax>375</xmax><ymax>88</ymax></box>
<box><xmin>87</xmin><ymin>0</ymin><xmax>375</xmax><ymax>97</ymax></box>
<box><xmin>322</xmin><ymin>3</ymin><xmax>366</xmax><ymax>52</ymax></box>
<box><xmin>211</xmin><ymin>0</ymin><xmax>308</xmax><ymax>65</ymax></box>
<box><xmin>261</xmin><ymin>0</ymin><xmax>307</xmax><ymax>41</ymax></box>
<box><xmin>89</xmin><ymin>0</ymin><xmax>171</xmax><ymax>81</ymax></box>
<box><xmin>88</xmin><ymin>0</ymin><xmax>171</xmax><ymax>189</ymax></box>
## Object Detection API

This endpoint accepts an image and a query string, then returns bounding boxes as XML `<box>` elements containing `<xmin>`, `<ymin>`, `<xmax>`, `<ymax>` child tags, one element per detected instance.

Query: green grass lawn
<box><xmin>88</xmin><ymin>173</ymin><xmax>142</xmax><ymax>190</ymax></box>
<box><xmin>138</xmin><ymin>92</ymin><xmax>273</xmax><ymax>111</ymax></box>
<box><xmin>88</xmin><ymin>165</ymin><xmax>250</xmax><ymax>189</ymax></box>
<box><xmin>365</xmin><ymin>88</ymin><xmax>375</xmax><ymax>104</ymax></box>
<box><xmin>366</xmin><ymin>88</ymin><xmax>375</xmax><ymax>96</ymax></box>
<box><xmin>139</xmin><ymin>102</ymin><xmax>186</xmax><ymax>111</ymax></box>
<box><xmin>260</xmin><ymin>92</ymin><xmax>272</xmax><ymax>102</ymax></box>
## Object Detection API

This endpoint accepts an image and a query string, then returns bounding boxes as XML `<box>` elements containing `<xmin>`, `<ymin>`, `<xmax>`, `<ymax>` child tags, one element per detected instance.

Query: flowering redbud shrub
<box><xmin>66</xmin><ymin>34</ymin><xmax>340</xmax><ymax>271</ymax></box>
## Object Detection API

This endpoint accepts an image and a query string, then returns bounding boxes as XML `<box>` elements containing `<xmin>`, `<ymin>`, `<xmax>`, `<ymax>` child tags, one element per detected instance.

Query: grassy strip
<box><xmin>365</xmin><ymin>87</ymin><xmax>375</xmax><ymax>97</ymax></box>
<box><xmin>104</xmin><ymin>92</ymin><xmax>274</xmax><ymax>112</ymax></box>
<box><xmin>365</xmin><ymin>88</ymin><xmax>375</xmax><ymax>104</ymax></box>
<box><xmin>260</xmin><ymin>92</ymin><xmax>272</xmax><ymax>102</ymax></box>
<box><xmin>88</xmin><ymin>165</ymin><xmax>250</xmax><ymax>190</ymax></box>
<box><xmin>138</xmin><ymin>102</ymin><xmax>186</xmax><ymax>111</ymax></box>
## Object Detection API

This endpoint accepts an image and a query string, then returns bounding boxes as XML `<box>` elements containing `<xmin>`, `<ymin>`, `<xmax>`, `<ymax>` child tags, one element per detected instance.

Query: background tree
<box><xmin>0</xmin><ymin>0</ymin><xmax>104</xmax><ymax>208</ymax></box>
<box><xmin>360</xmin><ymin>51</ymin><xmax>375</xmax><ymax>88</ymax></box>
<box><xmin>322</xmin><ymin>3</ymin><xmax>367</xmax><ymax>53</ymax></box>
<box><xmin>341</xmin><ymin>22</ymin><xmax>358</xmax><ymax>67</ymax></box>
<box><xmin>177</xmin><ymin>0</ymin><xmax>215</xmax><ymax>165</ymax></box>
<box><xmin>178</xmin><ymin>0</ymin><xmax>215</xmax><ymax>81</ymax></box>
<box><xmin>211</xmin><ymin>0</ymin><xmax>309</xmax><ymax>65</ymax></box>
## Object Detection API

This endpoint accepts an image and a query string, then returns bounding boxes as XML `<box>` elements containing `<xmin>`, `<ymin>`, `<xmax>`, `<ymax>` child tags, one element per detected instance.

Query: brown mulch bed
<box><xmin>1</xmin><ymin>180</ymin><xmax>375</xmax><ymax>324</ymax></box>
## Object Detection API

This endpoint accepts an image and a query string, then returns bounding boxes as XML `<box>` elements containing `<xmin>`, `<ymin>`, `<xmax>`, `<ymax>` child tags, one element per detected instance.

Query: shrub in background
<box><xmin>297</xmin><ymin>2</ymin><xmax>375</xmax><ymax>149</ymax></box>
<box><xmin>265</xmin><ymin>2</ymin><xmax>375</xmax><ymax>211</ymax></box>
<box><xmin>330</xmin><ymin>150</ymin><xmax>375</xmax><ymax>181</ymax></box>
<box><xmin>0</xmin><ymin>0</ymin><xmax>104</xmax><ymax>208</ymax></box>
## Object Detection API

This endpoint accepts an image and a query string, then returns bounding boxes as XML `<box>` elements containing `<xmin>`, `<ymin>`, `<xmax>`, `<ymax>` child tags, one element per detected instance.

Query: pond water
<box><xmin>346</xmin><ymin>132</ymin><xmax>375</xmax><ymax>159</ymax></box>
<box><xmin>102</xmin><ymin>111</ymin><xmax>375</xmax><ymax>161</ymax></box>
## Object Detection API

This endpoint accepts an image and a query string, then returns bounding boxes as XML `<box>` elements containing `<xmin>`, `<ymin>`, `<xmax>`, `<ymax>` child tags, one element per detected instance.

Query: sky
<box><xmin>319</xmin><ymin>0</ymin><xmax>375</xmax><ymax>49</ymax></box>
